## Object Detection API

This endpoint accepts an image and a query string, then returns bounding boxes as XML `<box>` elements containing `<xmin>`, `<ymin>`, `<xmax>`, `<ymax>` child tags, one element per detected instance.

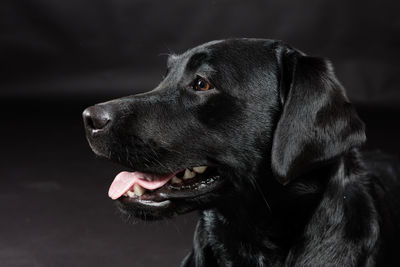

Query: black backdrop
<box><xmin>2</xmin><ymin>0</ymin><xmax>400</xmax><ymax>106</ymax></box>
<box><xmin>1</xmin><ymin>1</ymin><xmax>400</xmax><ymax>266</ymax></box>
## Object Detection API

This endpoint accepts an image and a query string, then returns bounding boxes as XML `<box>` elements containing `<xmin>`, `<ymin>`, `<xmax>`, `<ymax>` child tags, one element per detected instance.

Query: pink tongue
<box><xmin>108</xmin><ymin>171</ymin><xmax>178</xmax><ymax>200</ymax></box>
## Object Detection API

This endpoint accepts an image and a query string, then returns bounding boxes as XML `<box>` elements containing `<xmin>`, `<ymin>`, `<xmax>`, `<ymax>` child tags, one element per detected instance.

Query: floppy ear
<box><xmin>271</xmin><ymin>51</ymin><xmax>366</xmax><ymax>185</ymax></box>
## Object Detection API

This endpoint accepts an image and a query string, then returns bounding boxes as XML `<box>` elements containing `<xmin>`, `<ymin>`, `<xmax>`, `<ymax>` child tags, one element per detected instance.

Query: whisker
<box><xmin>248</xmin><ymin>176</ymin><xmax>272</xmax><ymax>214</ymax></box>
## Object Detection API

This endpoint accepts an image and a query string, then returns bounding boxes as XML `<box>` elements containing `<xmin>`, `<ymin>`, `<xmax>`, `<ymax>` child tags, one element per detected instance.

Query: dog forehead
<box><xmin>186</xmin><ymin>39</ymin><xmax>278</xmax><ymax>67</ymax></box>
<box><xmin>167</xmin><ymin>40</ymin><xmax>223</xmax><ymax>69</ymax></box>
<box><xmin>183</xmin><ymin>39</ymin><xmax>224</xmax><ymax>58</ymax></box>
<box><xmin>164</xmin><ymin>39</ymin><xmax>280</xmax><ymax>89</ymax></box>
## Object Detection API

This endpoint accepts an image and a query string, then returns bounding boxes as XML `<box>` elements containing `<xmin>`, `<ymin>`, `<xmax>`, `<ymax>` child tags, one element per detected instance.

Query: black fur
<box><xmin>83</xmin><ymin>39</ymin><xmax>400</xmax><ymax>266</ymax></box>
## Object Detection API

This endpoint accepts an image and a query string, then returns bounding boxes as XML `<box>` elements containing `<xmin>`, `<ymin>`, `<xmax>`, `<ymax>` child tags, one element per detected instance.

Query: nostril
<box><xmin>91</xmin><ymin>115</ymin><xmax>110</xmax><ymax>130</ymax></box>
<box><xmin>86</xmin><ymin>115</ymin><xmax>100</xmax><ymax>130</ymax></box>
<box><xmin>82</xmin><ymin>106</ymin><xmax>111</xmax><ymax>131</ymax></box>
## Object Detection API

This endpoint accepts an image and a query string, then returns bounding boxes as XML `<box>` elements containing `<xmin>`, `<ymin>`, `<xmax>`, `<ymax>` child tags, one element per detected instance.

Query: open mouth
<box><xmin>108</xmin><ymin>166</ymin><xmax>223</xmax><ymax>204</ymax></box>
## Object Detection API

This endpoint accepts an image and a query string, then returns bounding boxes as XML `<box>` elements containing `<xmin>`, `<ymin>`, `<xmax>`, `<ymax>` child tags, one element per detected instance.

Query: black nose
<box><xmin>82</xmin><ymin>105</ymin><xmax>111</xmax><ymax>132</ymax></box>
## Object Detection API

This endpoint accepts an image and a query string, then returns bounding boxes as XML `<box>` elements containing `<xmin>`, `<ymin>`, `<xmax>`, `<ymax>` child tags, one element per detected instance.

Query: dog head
<box><xmin>83</xmin><ymin>39</ymin><xmax>365</xmax><ymax>220</ymax></box>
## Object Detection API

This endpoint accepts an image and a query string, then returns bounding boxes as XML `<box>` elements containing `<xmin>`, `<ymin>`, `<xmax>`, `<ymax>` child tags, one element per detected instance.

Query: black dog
<box><xmin>83</xmin><ymin>39</ymin><xmax>400</xmax><ymax>266</ymax></box>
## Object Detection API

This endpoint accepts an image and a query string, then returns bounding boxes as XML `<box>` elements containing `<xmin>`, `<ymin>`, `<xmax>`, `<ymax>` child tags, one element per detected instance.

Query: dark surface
<box><xmin>0</xmin><ymin>98</ymin><xmax>399</xmax><ymax>266</ymax></box>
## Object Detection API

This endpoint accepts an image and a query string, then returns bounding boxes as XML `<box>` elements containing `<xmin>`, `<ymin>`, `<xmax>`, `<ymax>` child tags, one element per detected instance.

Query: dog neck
<box><xmin>183</xmin><ymin>149</ymin><xmax>379</xmax><ymax>267</ymax></box>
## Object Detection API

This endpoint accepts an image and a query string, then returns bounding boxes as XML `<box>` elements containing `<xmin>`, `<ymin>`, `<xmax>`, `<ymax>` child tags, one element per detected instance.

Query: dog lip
<box><xmin>134</xmin><ymin>199</ymin><xmax>172</xmax><ymax>207</ymax></box>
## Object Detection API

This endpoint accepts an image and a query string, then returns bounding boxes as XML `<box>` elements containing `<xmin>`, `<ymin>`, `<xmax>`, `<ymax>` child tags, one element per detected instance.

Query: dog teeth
<box><xmin>193</xmin><ymin>166</ymin><xmax>207</xmax><ymax>174</ymax></box>
<box><xmin>133</xmin><ymin>184</ymin><xmax>146</xmax><ymax>196</ymax></box>
<box><xmin>183</xmin><ymin>169</ymin><xmax>196</xmax><ymax>180</ymax></box>
<box><xmin>127</xmin><ymin>190</ymin><xmax>136</xmax><ymax>198</ymax></box>
<box><xmin>171</xmin><ymin>176</ymin><xmax>182</xmax><ymax>184</ymax></box>
<box><xmin>126</xmin><ymin>184</ymin><xmax>146</xmax><ymax>197</ymax></box>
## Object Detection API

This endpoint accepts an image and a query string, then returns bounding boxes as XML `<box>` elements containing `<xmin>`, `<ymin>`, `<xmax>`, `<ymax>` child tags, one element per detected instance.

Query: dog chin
<box><xmin>115</xmin><ymin>200</ymin><xmax>176</xmax><ymax>222</ymax></box>
<box><xmin>115</xmin><ymin>197</ymin><xmax>206</xmax><ymax>222</ymax></box>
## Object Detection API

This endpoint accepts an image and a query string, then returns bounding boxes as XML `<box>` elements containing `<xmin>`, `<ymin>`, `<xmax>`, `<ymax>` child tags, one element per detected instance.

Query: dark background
<box><xmin>1</xmin><ymin>0</ymin><xmax>399</xmax><ymax>266</ymax></box>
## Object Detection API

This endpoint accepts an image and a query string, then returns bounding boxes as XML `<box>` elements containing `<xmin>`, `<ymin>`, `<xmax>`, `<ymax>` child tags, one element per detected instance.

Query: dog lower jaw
<box><xmin>115</xmin><ymin>185</ymin><xmax>223</xmax><ymax>221</ymax></box>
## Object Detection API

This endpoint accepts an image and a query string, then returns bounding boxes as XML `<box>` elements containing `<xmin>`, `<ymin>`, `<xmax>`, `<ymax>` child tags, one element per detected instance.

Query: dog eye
<box><xmin>193</xmin><ymin>76</ymin><xmax>214</xmax><ymax>91</ymax></box>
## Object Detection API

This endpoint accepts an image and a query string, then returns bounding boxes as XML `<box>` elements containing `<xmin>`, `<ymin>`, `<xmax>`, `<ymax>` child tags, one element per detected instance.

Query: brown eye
<box><xmin>193</xmin><ymin>77</ymin><xmax>213</xmax><ymax>91</ymax></box>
